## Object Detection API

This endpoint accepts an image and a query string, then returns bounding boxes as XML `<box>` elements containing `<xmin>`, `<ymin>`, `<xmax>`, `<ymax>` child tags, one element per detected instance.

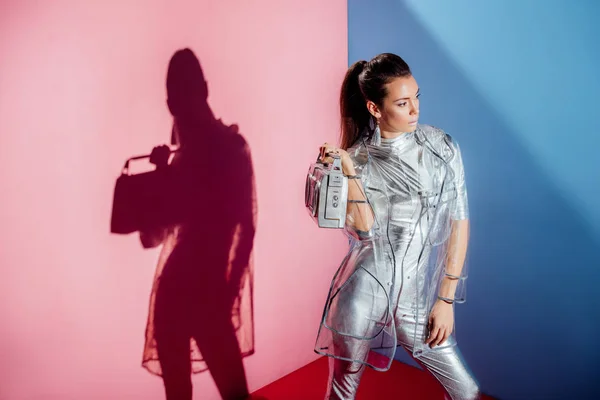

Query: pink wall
<box><xmin>0</xmin><ymin>1</ymin><xmax>347</xmax><ymax>399</ymax></box>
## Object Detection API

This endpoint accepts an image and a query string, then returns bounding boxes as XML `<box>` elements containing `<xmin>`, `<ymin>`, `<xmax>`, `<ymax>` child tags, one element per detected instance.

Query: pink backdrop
<box><xmin>0</xmin><ymin>1</ymin><xmax>347</xmax><ymax>398</ymax></box>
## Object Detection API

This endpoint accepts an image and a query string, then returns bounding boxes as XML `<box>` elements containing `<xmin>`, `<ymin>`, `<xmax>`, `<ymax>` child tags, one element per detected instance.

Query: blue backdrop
<box><xmin>348</xmin><ymin>1</ymin><xmax>600</xmax><ymax>398</ymax></box>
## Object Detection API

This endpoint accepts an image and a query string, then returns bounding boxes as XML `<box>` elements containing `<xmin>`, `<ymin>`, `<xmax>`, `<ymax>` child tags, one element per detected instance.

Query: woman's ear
<box><xmin>366</xmin><ymin>100</ymin><xmax>382</xmax><ymax>119</ymax></box>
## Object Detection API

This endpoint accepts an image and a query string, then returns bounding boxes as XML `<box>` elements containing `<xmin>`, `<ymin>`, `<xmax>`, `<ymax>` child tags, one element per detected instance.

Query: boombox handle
<box><xmin>319</xmin><ymin>153</ymin><xmax>343</xmax><ymax>171</ymax></box>
<box><xmin>120</xmin><ymin>147</ymin><xmax>179</xmax><ymax>176</ymax></box>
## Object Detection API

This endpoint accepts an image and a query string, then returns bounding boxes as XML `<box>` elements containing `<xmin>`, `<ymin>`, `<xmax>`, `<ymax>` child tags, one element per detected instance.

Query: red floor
<box><xmin>252</xmin><ymin>356</ymin><xmax>494</xmax><ymax>400</ymax></box>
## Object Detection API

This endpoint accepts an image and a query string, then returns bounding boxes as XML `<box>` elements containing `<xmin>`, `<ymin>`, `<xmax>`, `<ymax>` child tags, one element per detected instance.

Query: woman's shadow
<box><xmin>114</xmin><ymin>48</ymin><xmax>257</xmax><ymax>400</ymax></box>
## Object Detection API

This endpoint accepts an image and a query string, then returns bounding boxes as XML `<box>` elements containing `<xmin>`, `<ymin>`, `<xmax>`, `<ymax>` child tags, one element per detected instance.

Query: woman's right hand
<box><xmin>149</xmin><ymin>144</ymin><xmax>171</xmax><ymax>168</ymax></box>
<box><xmin>319</xmin><ymin>143</ymin><xmax>355</xmax><ymax>175</ymax></box>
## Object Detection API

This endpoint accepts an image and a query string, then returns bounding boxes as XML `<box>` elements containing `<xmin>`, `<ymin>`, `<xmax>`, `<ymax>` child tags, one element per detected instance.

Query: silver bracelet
<box><xmin>444</xmin><ymin>272</ymin><xmax>460</xmax><ymax>280</ymax></box>
<box><xmin>437</xmin><ymin>295</ymin><xmax>454</xmax><ymax>304</ymax></box>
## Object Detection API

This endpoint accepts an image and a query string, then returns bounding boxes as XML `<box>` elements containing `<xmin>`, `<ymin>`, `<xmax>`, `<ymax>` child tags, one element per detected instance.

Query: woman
<box><xmin>314</xmin><ymin>53</ymin><xmax>480</xmax><ymax>400</ymax></box>
<box><xmin>139</xmin><ymin>48</ymin><xmax>256</xmax><ymax>400</ymax></box>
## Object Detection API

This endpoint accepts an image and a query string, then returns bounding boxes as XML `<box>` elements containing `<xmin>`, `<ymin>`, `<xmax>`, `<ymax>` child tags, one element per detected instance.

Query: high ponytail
<box><xmin>339</xmin><ymin>60</ymin><xmax>371</xmax><ymax>150</ymax></box>
<box><xmin>339</xmin><ymin>54</ymin><xmax>413</xmax><ymax>150</ymax></box>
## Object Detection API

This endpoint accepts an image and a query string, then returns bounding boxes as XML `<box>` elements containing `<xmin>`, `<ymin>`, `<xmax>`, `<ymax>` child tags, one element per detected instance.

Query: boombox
<box><xmin>110</xmin><ymin>149</ymin><xmax>177</xmax><ymax>234</ymax></box>
<box><xmin>305</xmin><ymin>155</ymin><xmax>348</xmax><ymax>229</ymax></box>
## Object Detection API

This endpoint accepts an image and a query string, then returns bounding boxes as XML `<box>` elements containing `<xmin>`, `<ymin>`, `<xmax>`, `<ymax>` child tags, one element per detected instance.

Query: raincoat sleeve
<box><xmin>449</xmin><ymin>139</ymin><xmax>469</xmax><ymax>221</ymax></box>
<box><xmin>342</xmin><ymin>147</ymin><xmax>378</xmax><ymax>241</ymax></box>
<box><xmin>227</xmin><ymin>139</ymin><xmax>257</xmax><ymax>292</ymax></box>
<box><xmin>440</xmin><ymin>136</ymin><xmax>470</xmax><ymax>303</ymax></box>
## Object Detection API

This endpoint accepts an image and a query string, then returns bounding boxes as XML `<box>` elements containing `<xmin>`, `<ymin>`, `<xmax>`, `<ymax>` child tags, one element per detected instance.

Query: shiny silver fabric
<box><xmin>325</xmin><ymin>308</ymin><xmax>480</xmax><ymax>400</ymax></box>
<box><xmin>315</xmin><ymin>125</ymin><xmax>479</xmax><ymax>399</ymax></box>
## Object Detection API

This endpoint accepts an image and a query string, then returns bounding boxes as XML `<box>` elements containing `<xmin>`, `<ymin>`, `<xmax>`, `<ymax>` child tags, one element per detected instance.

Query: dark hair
<box><xmin>166</xmin><ymin>48</ymin><xmax>208</xmax><ymax>117</ymax></box>
<box><xmin>339</xmin><ymin>53</ymin><xmax>412</xmax><ymax>149</ymax></box>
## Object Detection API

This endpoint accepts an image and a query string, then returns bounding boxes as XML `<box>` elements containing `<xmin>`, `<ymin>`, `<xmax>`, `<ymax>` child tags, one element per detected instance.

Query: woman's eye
<box><xmin>398</xmin><ymin>102</ymin><xmax>407</xmax><ymax>107</ymax></box>
<box><xmin>416</xmin><ymin>93</ymin><xmax>421</xmax><ymax>99</ymax></box>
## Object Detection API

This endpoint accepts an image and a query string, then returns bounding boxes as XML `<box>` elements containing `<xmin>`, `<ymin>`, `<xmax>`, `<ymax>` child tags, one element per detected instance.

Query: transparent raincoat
<box><xmin>139</xmin><ymin>121</ymin><xmax>256</xmax><ymax>376</ymax></box>
<box><xmin>313</xmin><ymin>124</ymin><xmax>470</xmax><ymax>371</ymax></box>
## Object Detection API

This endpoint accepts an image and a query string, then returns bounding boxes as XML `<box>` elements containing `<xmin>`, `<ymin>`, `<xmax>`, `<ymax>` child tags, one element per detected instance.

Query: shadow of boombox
<box><xmin>110</xmin><ymin>150</ymin><xmax>179</xmax><ymax>235</ymax></box>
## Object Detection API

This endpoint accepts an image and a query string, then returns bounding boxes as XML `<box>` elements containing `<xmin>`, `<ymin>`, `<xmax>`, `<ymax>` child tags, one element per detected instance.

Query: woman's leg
<box><xmin>155</xmin><ymin>331</ymin><xmax>193</xmax><ymax>400</ymax></box>
<box><xmin>323</xmin><ymin>250</ymin><xmax>390</xmax><ymax>400</ymax></box>
<box><xmin>192</xmin><ymin>301</ymin><xmax>249</xmax><ymax>400</ymax></box>
<box><xmin>396</xmin><ymin>311</ymin><xmax>481</xmax><ymax>400</ymax></box>
<box><xmin>325</xmin><ymin>356</ymin><xmax>367</xmax><ymax>400</ymax></box>
<box><xmin>154</xmin><ymin>284</ymin><xmax>193</xmax><ymax>400</ymax></box>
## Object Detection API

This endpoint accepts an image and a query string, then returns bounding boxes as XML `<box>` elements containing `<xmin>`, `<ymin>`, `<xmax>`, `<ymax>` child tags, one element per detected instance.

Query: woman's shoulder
<box><xmin>417</xmin><ymin>124</ymin><xmax>461</xmax><ymax>161</ymax></box>
<box><xmin>417</xmin><ymin>124</ymin><xmax>461</xmax><ymax>149</ymax></box>
<box><xmin>216</xmin><ymin>121</ymin><xmax>250</xmax><ymax>153</ymax></box>
<box><xmin>417</xmin><ymin>124</ymin><xmax>455</xmax><ymax>143</ymax></box>
<box><xmin>346</xmin><ymin>142</ymin><xmax>369</xmax><ymax>165</ymax></box>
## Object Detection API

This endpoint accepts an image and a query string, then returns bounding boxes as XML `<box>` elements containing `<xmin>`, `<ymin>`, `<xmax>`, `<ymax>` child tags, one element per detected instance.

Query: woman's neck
<box><xmin>379</xmin><ymin>129</ymin><xmax>406</xmax><ymax>140</ymax></box>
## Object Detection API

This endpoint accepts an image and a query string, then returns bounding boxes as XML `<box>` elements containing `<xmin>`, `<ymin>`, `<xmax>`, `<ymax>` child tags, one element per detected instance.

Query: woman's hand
<box><xmin>425</xmin><ymin>299</ymin><xmax>454</xmax><ymax>348</ymax></box>
<box><xmin>149</xmin><ymin>144</ymin><xmax>171</xmax><ymax>168</ymax></box>
<box><xmin>319</xmin><ymin>143</ymin><xmax>354</xmax><ymax>175</ymax></box>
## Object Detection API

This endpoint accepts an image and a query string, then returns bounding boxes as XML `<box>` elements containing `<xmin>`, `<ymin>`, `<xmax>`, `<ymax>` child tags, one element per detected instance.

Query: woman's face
<box><xmin>368</xmin><ymin>75</ymin><xmax>420</xmax><ymax>134</ymax></box>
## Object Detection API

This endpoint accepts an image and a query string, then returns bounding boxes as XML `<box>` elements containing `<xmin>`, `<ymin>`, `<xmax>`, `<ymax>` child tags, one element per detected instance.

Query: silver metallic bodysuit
<box><xmin>314</xmin><ymin>125</ymin><xmax>480</xmax><ymax>400</ymax></box>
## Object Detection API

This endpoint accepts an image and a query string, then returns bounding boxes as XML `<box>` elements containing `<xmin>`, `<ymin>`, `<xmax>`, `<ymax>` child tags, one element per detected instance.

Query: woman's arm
<box><xmin>426</xmin><ymin>218</ymin><xmax>469</xmax><ymax>347</ymax></box>
<box><xmin>438</xmin><ymin>135</ymin><xmax>470</xmax><ymax>301</ymax></box>
<box><xmin>344</xmin><ymin>163</ymin><xmax>375</xmax><ymax>234</ymax></box>
<box><xmin>437</xmin><ymin>219</ymin><xmax>469</xmax><ymax>300</ymax></box>
<box><xmin>318</xmin><ymin>143</ymin><xmax>376</xmax><ymax>236</ymax></box>
<box><xmin>427</xmin><ymin>133</ymin><xmax>471</xmax><ymax>347</ymax></box>
<box><xmin>138</xmin><ymin>145</ymin><xmax>174</xmax><ymax>249</ymax></box>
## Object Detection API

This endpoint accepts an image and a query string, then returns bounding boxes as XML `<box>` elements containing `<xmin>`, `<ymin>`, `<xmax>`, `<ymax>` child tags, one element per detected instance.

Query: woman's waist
<box><xmin>382</xmin><ymin>232</ymin><xmax>431</xmax><ymax>256</ymax></box>
<box><xmin>345</xmin><ymin>246</ymin><xmax>429</xmax><ymax>285</ymax></box>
